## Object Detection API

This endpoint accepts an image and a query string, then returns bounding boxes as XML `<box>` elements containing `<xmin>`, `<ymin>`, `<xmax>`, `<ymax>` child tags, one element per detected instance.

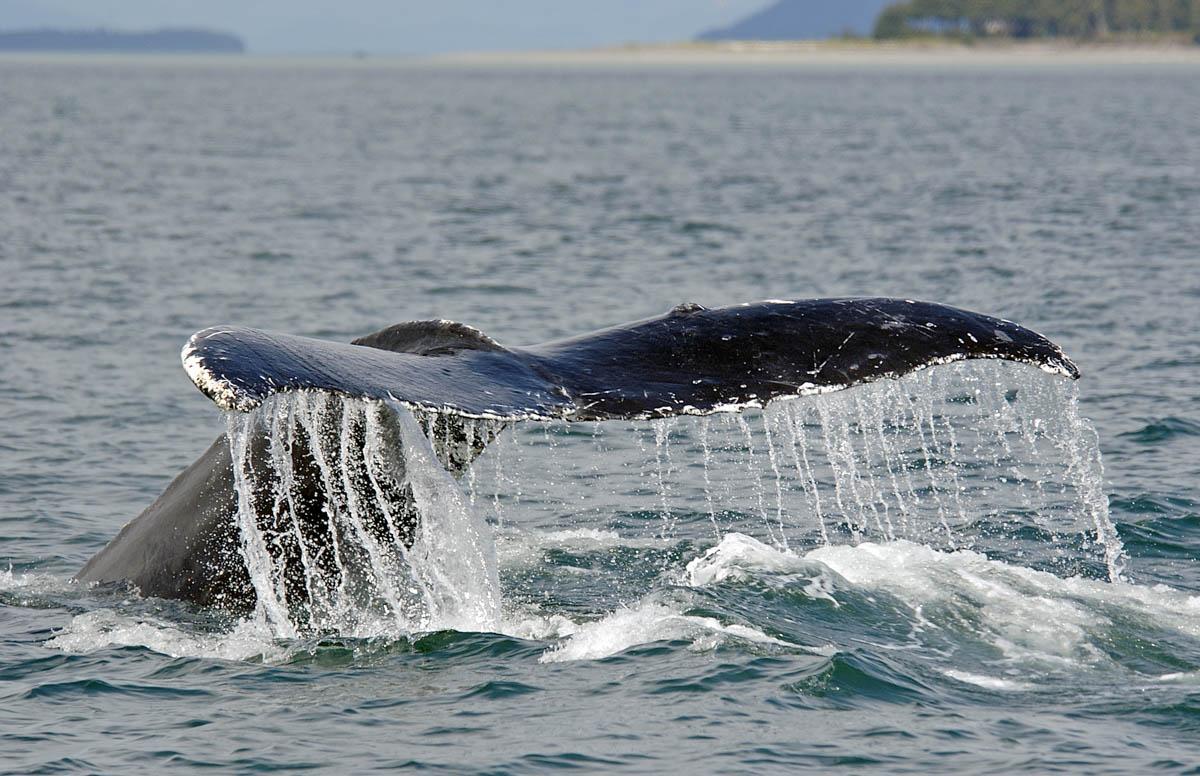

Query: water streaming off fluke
<box><xmin>225</xmin><ymin>394</ymin><xmax>503</xmax><ymax>638</ymax></box>
<box><xmin>222</xmin><ymin>361</ymin><xmax>1123</xmax><ymax>640</ymax></box>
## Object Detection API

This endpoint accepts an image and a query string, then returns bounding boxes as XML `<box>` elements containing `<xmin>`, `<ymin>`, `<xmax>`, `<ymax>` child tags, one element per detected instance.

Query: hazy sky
<box><xmin>2</xmin><ymin>0</ymin><xmax>773</xmax><ymax>54</ymax></box>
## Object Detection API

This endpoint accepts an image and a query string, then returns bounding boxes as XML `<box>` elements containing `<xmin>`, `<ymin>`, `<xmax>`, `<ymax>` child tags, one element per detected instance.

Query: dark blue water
<box><xmin>2</xmin><ymin>58</ymin><xmax>1199</xmax><ymax>774</ymax></box>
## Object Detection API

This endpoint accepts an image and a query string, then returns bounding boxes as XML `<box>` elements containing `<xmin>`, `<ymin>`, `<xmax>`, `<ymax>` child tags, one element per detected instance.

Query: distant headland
<box><xmin>0</xmin><ymin>28</ymin><xmax>245</xmax><ymax>54</ymax></box>
<box><xmin>698</xmin><ymin>0</ymin><xmax>1199</xmax><ymax>43</ymax></box>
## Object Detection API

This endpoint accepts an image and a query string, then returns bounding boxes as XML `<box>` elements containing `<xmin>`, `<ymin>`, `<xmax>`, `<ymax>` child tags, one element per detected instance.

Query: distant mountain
<box><xmin>0</xmin><ymin>28</ymin><xmax>245</xmax><ymax>53</ymax></box>
<box><xmin>697</xmin><ymin>0</ymin><xmax>892</xmax><ymax>40</ymax></box>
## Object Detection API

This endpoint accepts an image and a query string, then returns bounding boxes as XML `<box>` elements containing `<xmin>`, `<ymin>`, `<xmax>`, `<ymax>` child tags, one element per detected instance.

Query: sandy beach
<box><xmin>438</xmin><ymin>39</ymin><xmax>1200</xmax><ymax>67</ymax></box>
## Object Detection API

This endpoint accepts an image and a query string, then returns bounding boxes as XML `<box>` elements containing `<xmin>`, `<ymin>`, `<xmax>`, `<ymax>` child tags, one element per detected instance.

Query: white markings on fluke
<box><xmin>181</xmin><ymin>330</ymin><xmax>257</xmax><ymax>413</ymax></box>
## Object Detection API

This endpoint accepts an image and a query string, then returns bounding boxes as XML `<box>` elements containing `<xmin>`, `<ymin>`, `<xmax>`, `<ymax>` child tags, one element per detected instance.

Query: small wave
<box><xmin>1109</xmin><ymin>493</ymin><xmax>1198</xmax><ymax>516</ymax></box>
<box><xmin>1118</xmin><ymin>416</ymin><xmax>1200</xmax><ymax>444</ymax></box>
<box><xmin>683</xmin><ymin>533</ymin><xmax>1200</xmax><ymax>675</ymax></box>
<box><xmin>427</xmin><ymin>283</ymin><xmax>535</xmax><ymax>296</ymax></box>
<box><xmin>807</xmin><ymin>540</ymin><xmax>1200</xmax><ymax>667</ymax></box>
<box><xmin>678</xmin><ymin>220</ymin><xmax>742</xmax><ymax>236</ymax></box>
<box><xmin>247</xmin><ymin>250</ymin><xmax>293</xmax><ymax>263</ymax></box>
<box><xmin>22</xmin><ymin>678</ymin><xmax>214</xmax><ymax>701</ymax></box>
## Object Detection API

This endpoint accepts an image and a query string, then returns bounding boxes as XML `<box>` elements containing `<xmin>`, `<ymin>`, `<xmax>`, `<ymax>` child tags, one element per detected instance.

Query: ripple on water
<box><xmin>21</xmin><ymin>678</ymin><xmax>214</xmax><ymax>702</ymax></box>
<box><xmin>1118</xmin><ymin>417</ymin><xmax>1200</xmax><ymax>445</ymax></box>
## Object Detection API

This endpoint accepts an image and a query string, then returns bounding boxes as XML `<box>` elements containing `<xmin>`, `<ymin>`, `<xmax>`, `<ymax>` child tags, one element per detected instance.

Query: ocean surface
<box><xmin>2</xmin><ymin>57</ymin><xmax>1199</xmax><ymax>774</ymax></box>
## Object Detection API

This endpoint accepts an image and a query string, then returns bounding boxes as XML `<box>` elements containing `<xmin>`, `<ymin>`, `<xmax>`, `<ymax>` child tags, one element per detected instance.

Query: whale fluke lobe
<box><xmin>182</xmin><ymin>298</ymin><xmax>1078</xmax><ymax>419</ymax></box>
<box><xmin>181</xmin><ymin>326</ymin><xmax>568</xmax><ymax>417</ymax></box>
<box><xmin>80</xmin><ymin>298</ymin><xmax>1080</xmax><ymax>613</ymax></box>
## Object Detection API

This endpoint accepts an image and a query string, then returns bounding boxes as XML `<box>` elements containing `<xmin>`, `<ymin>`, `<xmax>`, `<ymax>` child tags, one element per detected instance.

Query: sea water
<box><xmin>3</xmin><ymin>58</ymin><xmax>1200</xmax><ymax>773</ymax></box>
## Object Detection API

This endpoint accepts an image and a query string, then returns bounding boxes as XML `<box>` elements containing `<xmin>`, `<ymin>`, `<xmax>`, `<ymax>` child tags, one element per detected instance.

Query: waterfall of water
<box><xmin>225</xmin><ymin>395</ymin><xmax>502</xmax><ymax>639</ymax></box>
<box><xmin>473</xmin><ymin>361</ymin><xmax>1124</xmax><ymax>582</ymax></box>
<box><xmin>748</xmin><ymin>364</ymin><xmax>1122</xmax><ymax>580</ymax></box>
<box><xmin>222</xmin><ymin>361</ymin><xmax>1123</xmax><ymax>641</ymax></box>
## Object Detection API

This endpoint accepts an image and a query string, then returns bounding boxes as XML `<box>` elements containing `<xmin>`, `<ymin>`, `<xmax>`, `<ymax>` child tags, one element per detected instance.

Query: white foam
<box><xmin>0</xmin><ymin>568</ymin><xmax>65</xmax><ymax>595</ymax></box>
<box><xmin>680</xmin><ymin>533</ymin><xmax>1200</xmax><ymax>675</ymax></box>
<box><xmin>538</xmin><ymin>597</ymin><xmax>808</xmax><ymax>663</ymax></box>
<box><xmin>537</xmin><ymin>528</ymin><xmax>634</xmax><ymax>546</ymax></box>
<box><xmin>684</xmin><ymin>533</ymin><xmax>840</xmax><ymax>605</ymax></box>
<box><xmin>1153</xmin><ymin>671</ymin><xmax>1200</xmax><ymax>683</ymax></box>
<box><xmin>46</xmin><ymin>610</ymin><xmax>288</xmax><ymax>663</ymax></box>
<box><xmin>498</xmin><ymin>612</ymin><xmax>579</xmax><ymax>642</ymax></box>
<box><xmin>805</xmin><ymin>540</ymin><xmax>1200</xmax><ymax>666</ymax></box>
<box><xmin>44</xmin><ymin>603</ymin><xmax>594</xmax><ymax>663</ymax></box>
<box><xmin>943</xmin><ymin>669</ymin><xmax>1033</xmax><ymax>691</ymax></box>
<box><xmin>496</xmin><ymin>527</ymin><xmax>669</xmax><ymax>569</ymax></box>
<box><xmin>686</xmin><ymin>533</ymin><xmax>807</xmax><ymax>586</ymax></box>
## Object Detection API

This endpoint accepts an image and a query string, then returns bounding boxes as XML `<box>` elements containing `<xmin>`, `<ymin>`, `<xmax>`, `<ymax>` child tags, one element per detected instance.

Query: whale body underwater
<box><xmin>77</xmin><ymin>298</ymin><xmax>1079</xmax><ymax>613</ymax></box>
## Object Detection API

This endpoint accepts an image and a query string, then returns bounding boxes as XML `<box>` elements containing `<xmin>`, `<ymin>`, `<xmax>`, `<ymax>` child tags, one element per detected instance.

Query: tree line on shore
<box><xmin>873</xmin><ymin>0</ymin><xmax>1200</xmax><ymax>38</ymax></box>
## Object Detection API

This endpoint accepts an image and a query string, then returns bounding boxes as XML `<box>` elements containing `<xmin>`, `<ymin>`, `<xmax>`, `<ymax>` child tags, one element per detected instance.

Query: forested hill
<box><xmin>873</xmin><ymin>0</ymin><xmax>1200</xmax><ymax>39</ymax></box>
<box><xmin>0</xmin><ymin>28</ymin><xmax>245</xmax><ymax>53</ymax></box>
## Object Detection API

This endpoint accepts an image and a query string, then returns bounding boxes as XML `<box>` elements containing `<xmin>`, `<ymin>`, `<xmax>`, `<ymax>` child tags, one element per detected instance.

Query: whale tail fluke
<box><xmin>79</xmin><ymin>298</ymin><xmax>1080</xmax><ymax>614</ymax></box>
<box><xmin>181</xmin><ymin>298</ymin><xmax>1077</xmax><ymax>421</ymax></box>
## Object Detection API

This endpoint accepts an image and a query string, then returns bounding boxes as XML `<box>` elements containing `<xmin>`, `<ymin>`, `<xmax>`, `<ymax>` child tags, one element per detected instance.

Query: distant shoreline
<box><xmin>2</xmin><ymin>39</ymin><xmax>1199</xmax><ymax>68</ymax></box>
<box><xmin>437</xmin><ymin>39</ymin><xmax>1200</xmax><ymax>67</ymax></box>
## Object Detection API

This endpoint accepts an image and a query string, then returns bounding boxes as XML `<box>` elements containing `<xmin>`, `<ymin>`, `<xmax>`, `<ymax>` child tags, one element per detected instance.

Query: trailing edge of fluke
<box><xmin>181</xmin><ymin>298</ymin><xmax>1079</xmax><ymax>422</ymax></box>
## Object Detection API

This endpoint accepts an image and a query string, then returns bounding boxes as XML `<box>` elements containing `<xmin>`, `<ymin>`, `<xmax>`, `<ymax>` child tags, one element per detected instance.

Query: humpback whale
<box><xmin>77</xmin><ymin>298</ymin><xmax>1078</xmax><ymax>614</ymax></box>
